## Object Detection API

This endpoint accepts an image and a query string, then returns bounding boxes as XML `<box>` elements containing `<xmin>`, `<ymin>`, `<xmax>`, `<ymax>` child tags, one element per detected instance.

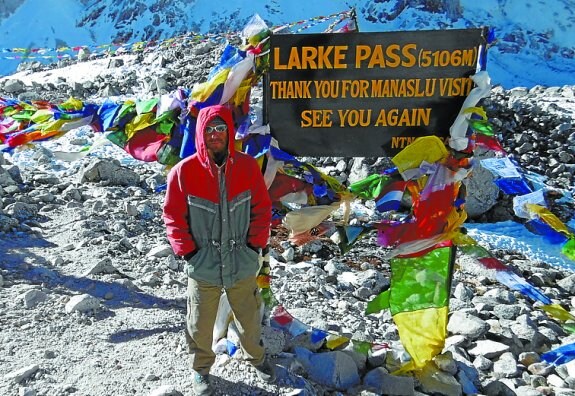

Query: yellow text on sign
<box><xmin>274</xmin><ymin>46</ymin><xmax>349</xmax><ymax>70</ymax></box>
<box><xmin>271</xmin><ymin>78</ymin><xmax>473</xmax><ymax>100</ymax></box>
<box><xmin>300</xmin><ymin>110</ymin><xmax>334</xmax><ymax>127</ymax></box>
<box><xmin>299</xmin><ymin>108</ymin><xmax>432</xmax><ymax>128</ymax></box>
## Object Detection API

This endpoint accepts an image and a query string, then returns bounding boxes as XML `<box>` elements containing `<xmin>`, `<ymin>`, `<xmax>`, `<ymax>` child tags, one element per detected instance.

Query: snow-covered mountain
<box><xmin>0</xmin><ymin>0</ymin><xmax>574</xmax><ymax>88</ymax></box>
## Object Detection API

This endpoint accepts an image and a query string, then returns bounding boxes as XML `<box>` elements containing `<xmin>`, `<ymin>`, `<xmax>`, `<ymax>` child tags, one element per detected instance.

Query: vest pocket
<box><xmin>233</xmin><ymin>245</ymin><xmax>260</xmax><ymax>278</ymax></box>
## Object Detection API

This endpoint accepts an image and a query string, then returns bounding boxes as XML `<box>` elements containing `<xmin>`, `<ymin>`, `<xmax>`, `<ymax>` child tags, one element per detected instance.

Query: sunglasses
<box><xmin>205</xmin><ymin>124</ymin><xmax>228</xmax><ymax>134</ymax></box>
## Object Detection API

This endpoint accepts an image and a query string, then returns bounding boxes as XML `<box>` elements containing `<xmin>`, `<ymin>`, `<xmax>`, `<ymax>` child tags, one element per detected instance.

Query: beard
<box><xmin>213</xmin><ymin>151</ymin><xmax>227</xmax><ymax>166</ymax></box>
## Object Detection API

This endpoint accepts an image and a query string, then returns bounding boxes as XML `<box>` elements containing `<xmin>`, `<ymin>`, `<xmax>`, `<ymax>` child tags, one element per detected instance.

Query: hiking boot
<box><xmin>192</xmin><ymin>371</ymin><xmax>213</xmax><ymax>396</ymax></box>
<box><xmin>253</xmin><ymin>358</ymin><xmax>276</xmax><ymax>383</ymax></box>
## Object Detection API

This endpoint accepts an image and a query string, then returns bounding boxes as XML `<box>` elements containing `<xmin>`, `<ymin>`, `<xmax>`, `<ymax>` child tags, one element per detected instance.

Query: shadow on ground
<box><xmin>0</xmin><ymin>234</ymin><xmax>181</xmax><ymax>311</ymax></box>
<box><xmin>108</xmin><ymin>323</ymin><xmax>184</xmax><ymax>343</ymax></box>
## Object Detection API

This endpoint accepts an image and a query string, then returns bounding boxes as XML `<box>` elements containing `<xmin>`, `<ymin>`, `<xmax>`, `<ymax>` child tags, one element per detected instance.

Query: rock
<box><xmin>565</xmin><ymin>376</ymin><xmax>575</xmax><ymax>389</ymax></box>
<box><xmin>294</xmin><ymin>347</ymin><xmax>360</xmax><ymax>390</ymax></box>
<box><xmin>18</xmin><ymin>387</ymin><xmax>37</xmax><ymax>396</ymax></box>
<box><xmin>61</xmin><ymin>243</ymin><xmax>76</xmax><ymax>251</ymax></box>
<box><xmin>124</xmin><ymin>202</ymin><xmax>139</xmax><ymax>216</ymax></box>
<box><xmin>453</xmin><ymin>283</ymin><xmax>474</xmax><ymax>301</ymax></box>
<box><xmin>0</xmin><ymin>166</ymin><xmax>17</xmax><ymax>187</ymax></box>
<box><xmin>79</xmin><ymin>159</ymin><xmax>140</xmax><ymax>186</ymax></box>
<box><xmin>3</xmin><ymin>79</ymin><xmax>25</xmax><ymax>93</ymax></box>
<box><xmin>77</xmin><ymin>47</ymin><xmax>91</xmax><ymax>61</ymax></box>
<box><xmin>31</xmin><ymin>173</ymin><xmax>59</xmax><ymax>185</ymax></box>
<box><xmin>166</xmin><ymin>255</ymin><xmax>179</xmax><ymax>271</ymax></box>
<box><xmin>136</xmin><ymin>240</ymin><xmax>149</xmax><ymax>254</ymax></box>
<box><xmin>482</xmin><ymin>379</ymin><xmax>517</xmax><ymax>396</ymax></box>
<box><xmin>528</xmin><ymin>362</ymin><xmax>554</xmax><ymax>376</ymax></box>
<box><xmin>147</xmin><ymin>385</ymin><xmax>183</xmax><ymax>396</ymax></box>
<box><xmin>493</xmin><ymin>304</ymin><xmax>522</xmax><ymax>320</ymax></box>
<box><xmin>483</xmin><ymin>288</ymin><xmax>516</xmax><ymax>304</ymax></box>
<box><xmin>468</xmin><ymin>340</ymin><xmax>510</xmax><ymax>359</ymax></box>
<box><xmin>262</xmin><ymin>326</ymin><xmax>286</xmax><ymax>356</ymax></box>
<box><xmin>363</xmin><ymin>367</ymin><xmax>415</xmax><ymax>395</ymax></box>
<box><xmin>519</xmin><ymin>352</ymin><xmax>541</xmax><ymax>366</ymax></box>
<box><xmin>147</xmin><ymin>244</ymin><xmax>173</xmax><ymax>258</ymax></box>
<box><xmin>348</xmin><ymin>158</ymin><xmax>370</xmax><ymax>184</ymax></box>
<box><xmin>139</xmin><ymin>273</ymin><xmax>162</xmax><ymax>287</ymax></box>
<box><xmin>464</xmin><ymin>157</ymin><xmax>499</xmax><ymax>218</ymax></box>
<box><xmin>416</xmin><ymin>364</ymin><xmax>462</xmax><ymax>396</ymax></box>
<box><xmin>282</xmin><ymin>247</ymin><xmax>295</xmax><ymax>261</ymax></box>
<box><xmin>511</xmin><ymin>314</ymin><xmax>543</xmax><ymax>347</ymax></box>
<box><xmin>4</xmin><ymin>364</ymin><xmax>39</xmax><ymax>383</ymax></box>
<box><xmin>555</xmin><ymin>388</ymin><xmax>575</xmax><ymax>396</ymax></box>
<box><xmin>0</xmin><ymin>214</ymin><xmax>19</xmax><ymax>231</ymax></box>
<box><xmin>447</xmin><ymin>312</ymin><xmax>489</xmax><ymax>340</ymax></box>
<box><xmin>564</xmin><ymin>360</ymin><xmax>575</xmax><ymax>378</ymax></box>
<box><xmin>493</xmin><ymin>352</ymin><xmax>520</xmax><ymax>378</ymax></box>
<box><xmin>341</xmin><ymin>343</ymin><xmax>367</xmax><ymax>372</ymax></box>
<box><xmin>517</xmin><ymin>385</ymin><xmax>544</xmax><ymax>396</ymax></box>
<box><xmin>473</xmin><ymin>355</ymin><xmax>493</xmax><ymax>371</ymax></box>
<box><xmin>85</xmin><ymin>258</ymin><xmax>118</xmax><ymax>275</ymax></box>
<box><xmin>558</xmin><ymin>274</ymin><xmax>575</xmax><ymax>294</ymax></box>
<box><xmin>548</xmin><ymin>374</ymin><xmax>566</xmax><ymax>388</ymax></box>
<box><xmin>4</xmin><ymin>202</ymin><xmax>39</xmax><ymax>219</ymax></box>
<box><xmin>20</xmin><ymin>289</ymin><xmax>48</xmax><ymax>308</ymax></box>
<box><xmin>434</xmin><ymin>352</ymin><xmax>458</xmax><ymax>375</ymax></box>
<box><xmin>65</xmin><ymin>294</ymin><xmax>101</xmax><ymax>313</ymax></box>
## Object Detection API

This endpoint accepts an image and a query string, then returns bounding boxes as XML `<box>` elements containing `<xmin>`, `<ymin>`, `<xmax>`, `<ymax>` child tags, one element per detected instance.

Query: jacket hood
<box><xmin>195</xmin><ymin>105</ymin><xmax>236</xmax><ymax>171</ymax></box>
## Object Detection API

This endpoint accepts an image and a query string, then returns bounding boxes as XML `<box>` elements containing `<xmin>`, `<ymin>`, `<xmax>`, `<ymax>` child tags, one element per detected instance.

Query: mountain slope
<box><xmin>0</xmin><ymin>0</ymin><xmax>574</xmax><ymax>88</ymax></box>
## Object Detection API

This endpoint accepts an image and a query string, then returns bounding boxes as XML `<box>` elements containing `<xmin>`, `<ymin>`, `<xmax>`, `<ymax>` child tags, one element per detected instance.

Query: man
<box><xmin>162</xmin><ymin>105</ymin><xmax>274</xmax><ymax>395</ymax></box>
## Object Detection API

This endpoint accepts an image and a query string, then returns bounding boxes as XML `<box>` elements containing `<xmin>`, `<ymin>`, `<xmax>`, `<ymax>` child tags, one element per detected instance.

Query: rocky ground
<box><xmin>1</xmin><ymin>37</ymin><xmax>575</xmax><ymax>396</ymax></box>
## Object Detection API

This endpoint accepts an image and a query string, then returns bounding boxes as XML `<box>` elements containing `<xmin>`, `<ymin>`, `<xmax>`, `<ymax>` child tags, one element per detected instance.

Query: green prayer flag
<box><xmin>366</xmin><ymin>289</ymin><xmax>390</xmax><ymax>314</ymax></box>
<box><xmin>563</xmin><ymin>323</ymin><xmax>575</xmax><ymax>334</ymax></box>
<box><xmin>562</xmin><ymin>238</ymin><xmax>575</xmax><ymax>260</ymax></box>
<box><xmin>156</xmin><ymin>144</ymin><xmax>181</xmax><ymax>166</ymax></box>
<box><xmin>349</xmin><ymin>174</ymin><xmax>390</xmax><ymax>200</ymax></box>
<box><xmin>388</xmin><ymin>246</ymin><xmax>451</xmax><ymax>314</ymax></box>
<box><xmin>351</xmin><ymin>340</ymin><xmax>372</xmax><ymax>355</ymax></box>
<box><xmin>467</xmin><ymin>119</ymin><xmax>494</xmax><ymax>136</ymax></box>
<box><xmin>117</xmin><ymin>102</ymin><xmax>136</xmax><ymax>121</ymax></box>
<box><xmin>458</xmin><ymin>244</ymin><xmax>490</xmax><ymax>259</ymax></box>
<box><xmin>106</xmin><ymin>129</ymin><xmax>128</xmax><ymax>148</ymax></box>
<box><xmin>136</xmin><ymin>98</ymin><xmax>159</xmax><ymax>114</ymax></box>
<box><xmin>157</xmin><ymin>120</ymin><xmax>174</xmax><ymax>135</ymax></box>
<box><xmin>11</xmin><ymin>110</ymin><xmax>34</xmax><ymax>121</ymax></box>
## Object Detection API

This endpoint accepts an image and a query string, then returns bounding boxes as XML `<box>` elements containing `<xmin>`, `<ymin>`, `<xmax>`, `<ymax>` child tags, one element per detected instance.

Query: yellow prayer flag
<box><xmin>192</xmin><ymin>68</ymin><xmax>230</xmax><ymax>102</ymax></box>
<box><xmin>541</xmin><ymin>303</ymin><xmax>575</xmax><ymax>322</ymax></box>
<box><xmin>392</xmin><ymin>136</ymin><xmax>449</xmax><ymax>173</ymax></box>
<box><xmin>124</xmin><ymin>113</ymin><xmax>156</xmax><ymax>140</ymax></box>
<box><xmin>392</xmin><ymin>306</ymin><xmax>448</xmax><ymax>373</ymax></box>
<box><xmin>526</xmin><ymin>204</ymin><xmax>572</xmax><ymax>237</ymax></box>
<box><xmin>60</xmin><ymin>97</ymin><xmax>84</xmax><ymax>111</ymax></box>
<box><xmin>325</xmin><ymin>334</ymin><xmax>349</xmax><ymax>350</ymax></box>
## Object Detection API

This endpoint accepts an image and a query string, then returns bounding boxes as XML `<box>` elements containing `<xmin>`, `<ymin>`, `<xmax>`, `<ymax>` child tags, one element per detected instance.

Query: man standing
<box><xmin>163</xmin><ymin>105</ymin><xmax>274</xmax><ymax>395</ymax></box>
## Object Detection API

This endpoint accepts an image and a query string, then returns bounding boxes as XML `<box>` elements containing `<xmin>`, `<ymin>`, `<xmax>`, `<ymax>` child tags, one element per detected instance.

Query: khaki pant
<box><xmin>185</xmin><ymin>276</ymin><xmax>264</xmax><ymax>375</ymax></box>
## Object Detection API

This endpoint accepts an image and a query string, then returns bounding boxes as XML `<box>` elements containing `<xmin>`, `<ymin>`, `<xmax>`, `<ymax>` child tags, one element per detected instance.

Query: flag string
<box><xmin>0</xmin><ymin>10</ymin><xmax>352</xmax><ymax>60</ymax></box>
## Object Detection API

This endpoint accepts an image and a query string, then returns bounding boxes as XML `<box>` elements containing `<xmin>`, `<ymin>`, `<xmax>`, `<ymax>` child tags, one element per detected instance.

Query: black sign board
<box><xmin>266</xmin><ymin>29</ymin><xmax>488</xmax><ymax>156</ymax></box>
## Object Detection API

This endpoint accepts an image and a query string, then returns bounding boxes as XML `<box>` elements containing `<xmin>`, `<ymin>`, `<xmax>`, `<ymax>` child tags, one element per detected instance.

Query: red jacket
<box><xmin>162</xmin><ymin>105</ymin><xmax>271</xmax><ymax>284</ymax></box>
